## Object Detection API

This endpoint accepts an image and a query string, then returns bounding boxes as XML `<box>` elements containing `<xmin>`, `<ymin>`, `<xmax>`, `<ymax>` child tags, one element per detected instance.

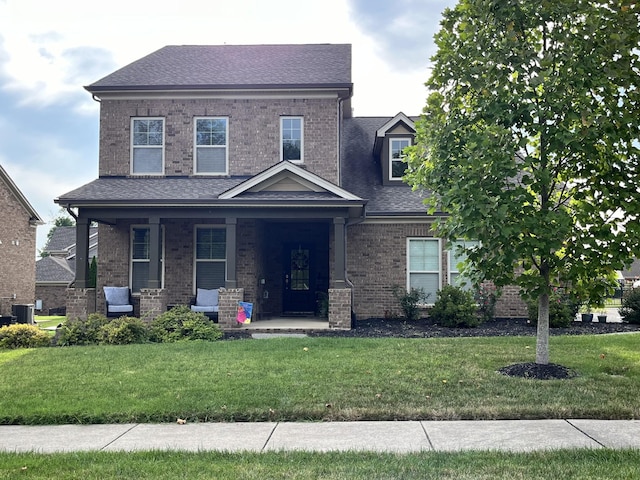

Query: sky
<box><xmin>0</xmin><ymin>0</ymin><xmax>456</xmax><ymax>255</ymax></box>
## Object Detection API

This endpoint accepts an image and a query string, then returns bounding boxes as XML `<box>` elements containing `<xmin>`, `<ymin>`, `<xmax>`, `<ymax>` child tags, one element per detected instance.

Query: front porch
<box><xmin>66</xmin><ymin>286</ymin><xmax>353</xmax><ymax>330</ymax></box>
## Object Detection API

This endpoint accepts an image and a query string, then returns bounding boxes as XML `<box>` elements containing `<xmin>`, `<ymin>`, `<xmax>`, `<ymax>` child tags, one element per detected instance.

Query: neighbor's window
<box><xmin>281</xmin><ymin>117</ymin><xmax>303</xmax><ymax>162</ymax></box>
<box><xmin>195</xmin><ymin>117</ymin><xmax>228</xmax><ymax>174</ymax></box>
<box><xmin>131</xmin><ymin>118</ymin><xmax>164</xmax><ymax>174</ymax></box>
<box><xmin>390</xmin><ymin>138</ymin><xmax>411</xmax><ymax>180</ymax></box>
<box><xmin>130</xmin><ymin>226</ymin><xmax>164</xmax><ymax>293</ymax></box>
<box><xmin>449</xmin><ymin>240</ymin><xmax>479</xmax><ymax>290</ymax></box>
<box><xmin>194</xmin><ymin>226</ymin><xmax>226</xmax><ymax>291</ymax></box>
<box><xmin>407</xmin><ymin>238</ymin><xmax>440</xmax><ymax>302</ymax></box>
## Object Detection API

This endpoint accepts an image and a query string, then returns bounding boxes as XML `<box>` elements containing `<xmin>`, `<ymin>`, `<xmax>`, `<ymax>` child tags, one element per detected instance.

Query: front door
<box><xmin>283</xmin><ymin>243</ymin><xmax>315</xmax><ymax>313</ymax></box>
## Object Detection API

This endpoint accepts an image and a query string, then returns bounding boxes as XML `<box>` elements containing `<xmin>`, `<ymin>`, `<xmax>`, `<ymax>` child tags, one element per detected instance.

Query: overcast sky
<box><xmin>0</xmin><ymin>0</ymin><xmax>455</xmax><ymax>254</ymax></box>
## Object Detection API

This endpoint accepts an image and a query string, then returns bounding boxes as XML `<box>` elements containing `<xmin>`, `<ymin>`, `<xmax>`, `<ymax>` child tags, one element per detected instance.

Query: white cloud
<box><xmin>0</xmin><ymin>0</ymin><xmax>450</xmax><ymax>255</ymax></box>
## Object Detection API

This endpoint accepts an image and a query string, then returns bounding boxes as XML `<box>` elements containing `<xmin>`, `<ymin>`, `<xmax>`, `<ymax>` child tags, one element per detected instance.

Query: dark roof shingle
<box><xmin>87</xmin><ymin>44</ymin><xmax>352</xmax><ymax>92</ymax></box>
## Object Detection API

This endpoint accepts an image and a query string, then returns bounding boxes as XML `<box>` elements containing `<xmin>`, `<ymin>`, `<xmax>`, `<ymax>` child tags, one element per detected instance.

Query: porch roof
<box><xmin>55</xmin><ymin>176</ymin><xmax>365</xmax><ymax>210</ymax></box>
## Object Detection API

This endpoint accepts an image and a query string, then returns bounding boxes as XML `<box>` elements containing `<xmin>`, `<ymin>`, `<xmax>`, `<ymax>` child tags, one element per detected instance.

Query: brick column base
<box><xmin>139</xmin><ymin>288</ymin><xmax>167</xmax><ymax>322</ymax></box>
<box><xmin>219</xmin><ymin>288</ymin><xmax>244</xmax><ymax>329</ymax></box>
<box><xmin>65</xmin><ymin>288</ymin><xmax>96</xmax><ymax>321</ymax></box>
<box><xmin>329</xmin><ymin>288</ymin><xmax>352</xmax><ymax>330</ymax></box>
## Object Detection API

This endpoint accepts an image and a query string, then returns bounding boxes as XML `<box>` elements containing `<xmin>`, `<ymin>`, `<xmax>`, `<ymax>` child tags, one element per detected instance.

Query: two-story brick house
<box><xmin>56</xmin><ymin>44</ymin><xmax>526</xmax><ymax>328</ymax></box>
<box><xmin>0</xmin><ymin>163</ymin><xmax>43</xmax><ymax>320</ymax></box>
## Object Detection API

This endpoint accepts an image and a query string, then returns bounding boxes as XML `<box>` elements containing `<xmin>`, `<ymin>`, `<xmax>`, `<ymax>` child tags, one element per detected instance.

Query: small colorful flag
<box><xmin>237</xmin><ymin>302</ymin><xmax>253</xmax><ymax>324</ymax></box>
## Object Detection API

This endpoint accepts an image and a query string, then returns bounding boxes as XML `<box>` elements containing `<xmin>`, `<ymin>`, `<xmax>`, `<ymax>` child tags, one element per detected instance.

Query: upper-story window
<box><xmin>195</xmin><ymin>117</ymin><xmax>228</xmax><ymax>175</ymax></box>
<box><xmin>390</xmin><ymin>138</ymin><xmax>411</xmax><ymax>180</ymax></box>
<box><xmin>131</xmin><ymin>118</ymin><xmax>164</xmax><ymax>175</ymax></box>
<box><xmin>281</xmin><ymin>117</ymin><xmax>303</xmax><ymax>162</ymax></box>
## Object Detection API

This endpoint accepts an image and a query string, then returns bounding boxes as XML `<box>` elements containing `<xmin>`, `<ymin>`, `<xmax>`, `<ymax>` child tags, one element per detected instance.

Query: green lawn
<box><xmin>33</xmin><ymin>316</ymin><xmax>66</xmax><ymax>329</ymax></box>
<box><xmin>1</xmin><ymin>333</ymin><xmax>639</xmax><ymax>425</ymax></box>
<box><xmin>1</xmin><ymin>333</ymin><xmax>639</xmax><ymax>477</ymax></box>
<box><xmin>1</xmin><ymin>449</ymin><xmax>639</xmax><ymax>479</ymax></box>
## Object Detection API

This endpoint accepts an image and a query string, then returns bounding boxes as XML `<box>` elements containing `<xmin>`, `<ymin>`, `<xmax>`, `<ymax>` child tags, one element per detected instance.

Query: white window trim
<box><xmin>129</xmin><ymin>225</ymin><xmax>165</xmax><ymax>294</ymax></box>
<box><xmin>280</xmin><ymin>116</ymin><xmax>304</xmax><ymax>163</ymax></box>
<box><xmin>193</xmin><ymin>225</ymin><xmax>227</xmax><ymax>295</ymax></box>
<box><xmin>448</xmin><ymin>240</ymin><xmax>479</xmax><ymax>289</ymax></box>
<box><xmin>406</xmin><ymin>237</ymin><xmax>441</xmax><ymax>306</ymax></box>
<box><xmin>194</xmin><ymin>116</ymin><xmax>229</xmax><ymax>175</ymax></box>
<box><xmin>130</xmin><ymin>117</ymin><xmax>165</xmax><ymax>176</ymax></box>
<box><xmin>389</xmin><ymin>137</ymin><xmax>412</xmax><ymax>181</ymax></box>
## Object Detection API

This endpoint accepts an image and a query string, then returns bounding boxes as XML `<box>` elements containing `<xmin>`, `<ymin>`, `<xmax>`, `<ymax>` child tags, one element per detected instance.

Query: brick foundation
<box><xmin>218</xmin><ymin>288</ymin><xmax>244</xmax><ymax>329</ymax></box>
<box><xmin>329</xmin><ymin>288</ymin><xmax>351</xmax><ymax>329</ymax></box>
<box><xmin>139</xmin><ymin>288</ymin><xmax>167</xmax><ymax>322</ymax></box>
<box><xmin>65</xmin><ymin>288</ymin><xmax>96</xmax><ymax>320</ymax></box>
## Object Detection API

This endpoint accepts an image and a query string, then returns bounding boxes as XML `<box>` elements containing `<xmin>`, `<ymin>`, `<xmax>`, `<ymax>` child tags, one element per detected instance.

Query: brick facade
<box><xmin>0</xmin><ymin>174</ymin><xmax>38</xmax><ymax>317</ymax></box>
<box><xmin>347</xmin><ymin>222</ymin><xmax>527</xmax><ymax>320</ymax></box>
<box><xmin>98</xmin><ymin>98</ymin><xmax>339</xmax><ymax>183</ymax></box>
<box><xmin>35</xmin><ymin>284</ymin><xmax>68</xmax><ymax>314</ymax></box>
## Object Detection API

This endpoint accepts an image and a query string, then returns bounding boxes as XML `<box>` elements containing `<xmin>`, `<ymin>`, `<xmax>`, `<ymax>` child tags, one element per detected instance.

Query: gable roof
<box><xmin>86</xmin><ymin>44</ymin><xmax>353</xmax><ymax>95</ymax></box>
<box><xmin>0</xmin><ymin>163</ymin><xmax>44</xmax><ymax>225</ymax></box>
<box><xmin>35</xmin><ymin>255</ymin><xmax>75</xmax><ymax>284</ymax></box>
<box><xmin>220</xmin><ymin>161</ymin><xmax>362</xmax><ymax>201</ymax></box>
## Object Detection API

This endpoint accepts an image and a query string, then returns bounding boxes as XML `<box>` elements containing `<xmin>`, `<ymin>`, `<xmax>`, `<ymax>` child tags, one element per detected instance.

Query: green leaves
<box><xmin>405</xmin><ymin>0</ymin><xmax>640</xmax><ymax>361</ymax></box>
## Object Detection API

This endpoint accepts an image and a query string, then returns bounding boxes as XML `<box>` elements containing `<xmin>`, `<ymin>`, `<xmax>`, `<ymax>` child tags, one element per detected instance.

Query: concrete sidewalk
<box><xmin>1</xmin><ymin>420</ymin><xmax>639</xmax><ymax>454</ymax></box>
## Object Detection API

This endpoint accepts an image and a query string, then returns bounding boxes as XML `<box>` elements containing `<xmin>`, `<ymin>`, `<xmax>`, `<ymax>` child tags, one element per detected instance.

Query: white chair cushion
<box><xmin>191</xmin><ymin>305</ymin><xmax>219</xmax><ymax>313</ymax></box>
<box><xmin>108</xmin><ymin>304</ymin><xmax>134</xmax><ymax>314</ymax></box>
<box><xmin>104</xmin><ymin>287</ymin><xmax>130</xmax><ymax>306</ymax></box>
<box><xmin>196</xmin><ymin>288</ymin><xmax>219</xmax><ymax>307</ymax></box>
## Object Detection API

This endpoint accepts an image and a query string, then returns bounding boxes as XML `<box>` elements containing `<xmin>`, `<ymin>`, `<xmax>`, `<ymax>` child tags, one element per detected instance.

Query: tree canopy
<box><xmin>406</xmin><ymin>0</ymin><xmax>640</xmax><ymax>364</ymax></box>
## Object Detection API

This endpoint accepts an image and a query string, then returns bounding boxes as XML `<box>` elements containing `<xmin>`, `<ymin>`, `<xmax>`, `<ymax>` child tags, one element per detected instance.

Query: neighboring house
<box><xmin>35</xmin><ymin>226</ymin><xmax>98</xmax><ymax>314</ymax></box>
<box><xmin>56</xmin><ymin>44</ymin><xmax>526</xmax><ymax>328</ymax></box>
<box><xmin>0</xmin><ymin>163</ymin><xmax>44</xmax><ymax>318</ymax></box>
<box><xmin>620</xmin><ymin>259</ymin><xmax>640</xmax><ymax>289</ymax></box>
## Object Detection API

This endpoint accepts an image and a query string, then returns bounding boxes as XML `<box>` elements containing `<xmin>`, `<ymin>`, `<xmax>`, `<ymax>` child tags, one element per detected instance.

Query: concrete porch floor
<box><xmin>236</xmin><ymin>316</ymin><xmax>331</xmax><ymax>330</ymax></box>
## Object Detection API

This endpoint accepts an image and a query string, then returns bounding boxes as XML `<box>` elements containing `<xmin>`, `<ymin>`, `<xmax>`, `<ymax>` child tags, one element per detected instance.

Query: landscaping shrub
<box><xmin>392</xmin><ymin>286</ymin><xmax>428</xmax><ymax>321</ymax></box>
<box><xmin>0</xmin><ymin>324</ymin><xmax>51</xmax><ymax>349</ymax></box>
<box><xmin>99</xmin><ymin>316</ymin><xmax>149</xmax><ymax>345</ymax></box>
<box><xmin>526</xmin><ymin>290</ymin><xmax>575</xmax><ymax>328</ymax></box>
<box><xmin>57</xmin><ymin>313</ymin><xmax>110</xmax><ymax>346</ymax></box>
<box><xmin>149</xmin><ymin>305</ymin><xmax>222</xmax><ymax>342</ymax></box>
<box><xmin>430</xmin><ymin>285</ymin><xmax>479</xmax><ymax>328</ymax></box>
<box><xmin>619</xmin><ymin>288</ymin><xmax>640</xmax><ymax>324</ymax></box>
<box><xmin>475</xmin><ymin>283</ymin><xmax>497</xmax><ymax>322</ymax></box>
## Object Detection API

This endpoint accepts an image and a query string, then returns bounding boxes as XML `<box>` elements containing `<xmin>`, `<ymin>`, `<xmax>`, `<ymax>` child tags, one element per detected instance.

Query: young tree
<box><xmin>406</xmin><ymin>0</ymin><xmax>640</xmax><ymax>364</ymax></box>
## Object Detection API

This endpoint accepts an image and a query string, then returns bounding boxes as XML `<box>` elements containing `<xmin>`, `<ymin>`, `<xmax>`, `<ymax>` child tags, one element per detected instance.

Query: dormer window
<box><xmin>281</xmin><ymin>117</ymin><xmax>303</xmax><ymax>162</ymax></box>
<box><xmin>390</xmin><ymin>138</ymin><xmax>411</xmax><ymax>180</ymax></box>
<box><xmin>131</xmin><ymin>118</ymin><xmax>164</xmax><ymax>175</ymax></box>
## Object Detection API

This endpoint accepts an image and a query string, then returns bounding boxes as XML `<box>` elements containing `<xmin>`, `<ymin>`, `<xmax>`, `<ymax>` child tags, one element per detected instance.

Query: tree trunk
<box><xmin>536</xmin><ymin>291</ymin><xmax>550</xmax><ymax>364</ymax></box>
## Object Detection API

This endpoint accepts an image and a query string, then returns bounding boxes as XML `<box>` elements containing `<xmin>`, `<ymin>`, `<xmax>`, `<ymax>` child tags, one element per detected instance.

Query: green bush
<box><xmin>57</xmin><ymin>313</ymin><xmax>110</xmax><ymax>346</ymax></box>
<box><xmin>149</xmin><ymin>305</ymin><xmax>222</xmax><ymax>342</ymax></box>
<box><xmin>430</xmin><ymin>285</ymin><xmax>480</xmax><ymax>328</ymax></box>
<box><xmin>99</xmin><ymin>316</ymin><xmax>149</xmax><ymax>345</ymax></box>
<box><xmin>0</xmin><ymin>324</ymin><xmax>51</xmax><ymax>349</ymax></box>
<box><xmin>392</xmin><ymin>286</ymin><xmax>428</xmax><ymax>321</ymax></box>
<box><xmin>619</xmin><ymin>288</ymin><xmax>640</xmax><ymax>324</ymax></box>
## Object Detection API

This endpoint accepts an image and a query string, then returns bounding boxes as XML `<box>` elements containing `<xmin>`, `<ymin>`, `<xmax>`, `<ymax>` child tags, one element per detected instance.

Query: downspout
<box><xmin>65</xmin><ymin>207</ymin><xmax>78</xmax><ymax>221</ymax></box>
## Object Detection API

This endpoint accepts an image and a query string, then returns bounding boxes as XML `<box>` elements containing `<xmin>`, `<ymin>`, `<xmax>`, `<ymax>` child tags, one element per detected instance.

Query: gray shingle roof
<box><xmin>341</xmin><ymin>117</ymin><xmax>436</xmax><ymax>215</ymax></box>
<box><xmin>56</xmin><ymin>177</ymin><xmax>248</xmax><ymax>204</ymax></box>
<box><xmin>35</xmin><ymin>256</ymin><xmax>74</xmax><ymax>283</ymax></box>
<box><xmin>87</xmin><ymin>44</ymin><xmax>352</xmax><ymax>92</ymax></box>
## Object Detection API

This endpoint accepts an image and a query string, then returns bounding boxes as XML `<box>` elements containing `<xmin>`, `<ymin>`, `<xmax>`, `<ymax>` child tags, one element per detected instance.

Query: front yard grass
<box><xmin>1</xmin><ymin>449</ymin><xmax>639</xmax><ymax>479</ymax></box>
<box><xmin>1</xmin><ymin>333</ymin><xmax>639</xmax><ymax>424</ymax></box>
<box><xmin>33</xmin><ymin>316</ymin><xmax>66</xmax><ymax>329</ymax></box>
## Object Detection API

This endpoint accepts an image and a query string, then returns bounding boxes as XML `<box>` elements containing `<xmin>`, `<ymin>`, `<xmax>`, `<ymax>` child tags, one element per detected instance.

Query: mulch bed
<box><xmin>223</xmin><ymin>317</ymin><xmax>639</xmax><ymax>379</ymax></box>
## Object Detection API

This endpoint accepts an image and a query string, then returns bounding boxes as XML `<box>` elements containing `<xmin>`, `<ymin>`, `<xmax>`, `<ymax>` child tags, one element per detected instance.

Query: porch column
<box><xmin>225</xmin><ymin>217</ymin><xmax>237</xmax><ymax>288</ymax></box>
<box><xmin>75</xmin><ymin>217</ymin><xmax>90</xmax><ymax>288</ymax></box>
<box><xmin>148</xmin><ymin>216</ymin><xmax>162</xmax><ymax>289</ymax></box>
<box><xmin>333</xmin><ymin>217</ymin><xmax>346</xmax><ymax>288</ymax></box>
